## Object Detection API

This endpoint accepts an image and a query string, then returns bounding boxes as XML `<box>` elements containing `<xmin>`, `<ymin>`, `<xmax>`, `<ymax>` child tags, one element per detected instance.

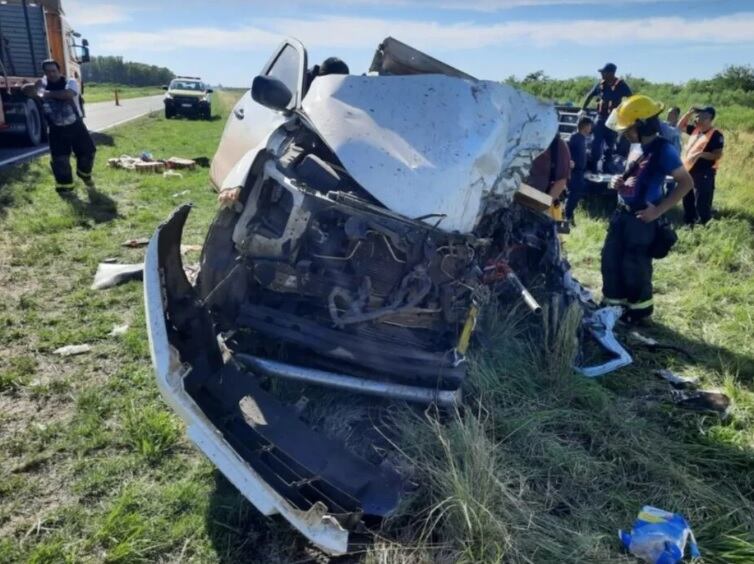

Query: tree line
<box><xmin>82</xmin><ymin>56</ymin><xmax>175</xmax><ymax>87</ymax></box>
<box><xmin>506</xmin><ymin>65</ymin><xmax>754</xmax><ymax>131</ymax></box>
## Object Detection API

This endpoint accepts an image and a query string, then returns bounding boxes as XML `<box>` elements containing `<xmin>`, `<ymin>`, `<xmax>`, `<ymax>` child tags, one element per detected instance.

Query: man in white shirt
<box><xmin>34</xmin><ymin>59</ymin><xmax>96</xmax><ymax>193</ymax></box>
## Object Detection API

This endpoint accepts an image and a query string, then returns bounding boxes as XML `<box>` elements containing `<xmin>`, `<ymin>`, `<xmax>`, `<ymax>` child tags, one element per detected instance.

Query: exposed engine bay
<box><xmin>145</xmin><ymin>37</ymin><xmax>632</xmax><ymax>556</ymax></box>
<box><xmin>201</xmin><ymin>125</ymin><xmax>572</xmax><ymax>396</ymax></box>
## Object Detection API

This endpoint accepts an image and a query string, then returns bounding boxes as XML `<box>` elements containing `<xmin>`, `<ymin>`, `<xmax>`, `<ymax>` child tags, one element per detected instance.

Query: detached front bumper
<box><xmin>144</xmin><ymin>206</ymin><xmax>401</xmax><ymax>555</ymax></box>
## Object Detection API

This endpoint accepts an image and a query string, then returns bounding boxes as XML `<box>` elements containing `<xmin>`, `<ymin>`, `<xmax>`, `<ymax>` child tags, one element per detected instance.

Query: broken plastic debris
<box><xmin>630</xmin><ymin>331</ymin><xmax>695</xmax><ymax>360</ymax></box>
<box><xmin>53</xmin><ymin>344</ymin><xmax>92</xmax><ymax>357</ymax></box>
<box><xmin>654</xmin><ymin>369</ymin><xmax>698</xmax><ymax>390</ymax></box>
<box><xmin>91</xmin><ymin>263</ymin><xmax>144</xmax><ymax>290</ymax></box>
<box><xmin>619</xmin><ymin>506</ymin><xmax>700</xmax><ymax>564</ymax></box>
<box><xmin>172</xmin><ymin>190</ymin><xmax>190</xmax><ymax>198</ymax></box>
<box><xmin>109</xmin><ymin>324</ymin><xmax>130</xmax><ymax>337</ymax></box>
<box><xmin>576</xmin><ymin>307</ymin><xmax>633</xmax><ymax>378</ymax></box>
<box><xmin>163</xmin><ymin>170</ymin><xmax>183</xmax><ymax>179</ymax></box>
<box><xmin>122</xmin><ymin>237</ymin><xmax>149</xmax><ymax>248</ymax></box>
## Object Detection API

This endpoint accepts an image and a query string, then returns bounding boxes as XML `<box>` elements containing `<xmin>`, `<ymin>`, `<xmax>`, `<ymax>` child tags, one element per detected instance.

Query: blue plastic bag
<box><xmin>619</xmin><ymin>506</ymin><xmax>701</xmax><ymax>563</ymax></box>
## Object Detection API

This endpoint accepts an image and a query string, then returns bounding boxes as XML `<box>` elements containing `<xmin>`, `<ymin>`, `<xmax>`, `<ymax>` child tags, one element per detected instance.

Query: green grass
<box><xmin>1</xmin><ymin>86</ymin><xmax>753</xmax><ymax>563</ymax></box>
<box><xmin>84</xmin><ymin>83</ymin><xmax>164</xmax><ymax>104</ymax></box>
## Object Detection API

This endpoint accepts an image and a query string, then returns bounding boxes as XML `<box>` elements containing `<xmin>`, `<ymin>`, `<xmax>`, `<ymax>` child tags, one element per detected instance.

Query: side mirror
<box><xmin>81</xmin><ymin>46</ymin><xmax>90</xmax><ymax>64</ymax></box>
<box><xmin>162</xmin><ymin>85</ymin><xmax>169</xmax><ymax>90</ymax></box>
<box><xmin>251</xmin><ymin>75</ymin><xmax>292</xmax><ymax>112</ymax></box>
<box><xmin>207</xmin><ymin>88</ymin><xmax>214</xmax><ymax>93</ymax></box>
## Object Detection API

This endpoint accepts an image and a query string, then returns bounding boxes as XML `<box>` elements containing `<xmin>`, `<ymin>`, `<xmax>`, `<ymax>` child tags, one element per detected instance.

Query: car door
<box><xmin>210</xmin><ymin>39</ymin><xmax>308</xmax><ymax>190</ymax></box>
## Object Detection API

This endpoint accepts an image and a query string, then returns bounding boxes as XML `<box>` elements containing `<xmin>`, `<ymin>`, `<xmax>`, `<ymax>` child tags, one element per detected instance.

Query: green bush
<box><xmin>507</xmin><ymin>64</ymin><xmax>754</xmax><ymax>131</ymax></box>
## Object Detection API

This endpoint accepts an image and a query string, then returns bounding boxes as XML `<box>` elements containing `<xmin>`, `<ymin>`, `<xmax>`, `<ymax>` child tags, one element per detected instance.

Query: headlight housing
<box><xmin>164</xmin><ymin>92</ymin><xmax>173</xmax><ymax>100</ymax></box>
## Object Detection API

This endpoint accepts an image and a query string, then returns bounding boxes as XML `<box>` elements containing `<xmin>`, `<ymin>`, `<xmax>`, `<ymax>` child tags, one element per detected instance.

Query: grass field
<box><xmin>84</xmin><ymin>84</ymin><xmax>164</xmax><ymax>104</ymax></box>
<box><xmin>1</xmin><ymin>88</ymin><xmax>753</xmax><ymax>563</ymax></box>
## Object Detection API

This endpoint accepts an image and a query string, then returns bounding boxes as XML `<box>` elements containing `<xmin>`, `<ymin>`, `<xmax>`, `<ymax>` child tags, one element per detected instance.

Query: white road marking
<box><xmin>90</xmin><ymin>109</ymin><xmax>159</xmax><ymax>133</ymax></box>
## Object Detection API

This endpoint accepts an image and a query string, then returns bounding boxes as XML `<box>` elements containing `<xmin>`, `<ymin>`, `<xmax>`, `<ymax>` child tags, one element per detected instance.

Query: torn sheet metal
<box><xmin>302</xmin><ymin>74</ymin><xmax>558</xmax><ymax>233</ymax></box>
<box><xmin>145</xmin><ymin>206</ymin><xmax>402</xmax><ymax>555</ymax></box>
<box><xmin>576</xmin><ymin>306</ymin><xmax>633</xmax><ymax>378</ymax></box>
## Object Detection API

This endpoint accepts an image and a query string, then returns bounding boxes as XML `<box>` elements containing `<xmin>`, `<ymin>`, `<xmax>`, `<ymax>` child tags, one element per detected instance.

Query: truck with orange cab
<box><xmin>0</xmin><ymin>0</ymin><xmax>89</xmax><ymax>145</ymax></box>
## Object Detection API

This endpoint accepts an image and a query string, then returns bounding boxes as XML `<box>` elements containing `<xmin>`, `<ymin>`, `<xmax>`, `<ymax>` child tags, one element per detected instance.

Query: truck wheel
<box><xmin>21</xmin><ymin>99</ymin><xmax>43</xmax><ymax>146</ymax></box>
<box><xmin>165</xmin><ymin>107</ymin><xmax>174</xmax><ymax>119</ymax></box>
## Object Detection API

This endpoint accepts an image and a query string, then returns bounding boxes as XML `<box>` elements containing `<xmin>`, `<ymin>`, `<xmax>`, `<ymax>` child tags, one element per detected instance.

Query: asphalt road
<box><xmin>0</xmin><ymin>95</ymin><xmax>165</xmax><ymax>169</ymax></box>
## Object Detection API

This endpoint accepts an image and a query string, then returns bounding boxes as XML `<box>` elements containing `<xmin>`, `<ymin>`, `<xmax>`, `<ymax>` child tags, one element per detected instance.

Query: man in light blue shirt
<box><xmin>660</xmin><ymin>107</ymin><xmax>681</xmax><ymax>193</ymax></box>
<box><xmin>661</xmin><ymin>107</ymin><xmax>681</xmax><ymax>153</ymax></box>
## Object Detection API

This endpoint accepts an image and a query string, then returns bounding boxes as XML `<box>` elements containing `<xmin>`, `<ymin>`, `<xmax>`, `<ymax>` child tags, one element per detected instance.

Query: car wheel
<box><xmin>165</xmin><ymin>107</ymin><xmax>174</xmax><ymax>119</ymax></box>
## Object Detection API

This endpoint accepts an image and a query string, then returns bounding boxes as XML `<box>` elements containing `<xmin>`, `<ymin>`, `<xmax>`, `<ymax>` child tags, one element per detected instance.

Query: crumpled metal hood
<box><xmin>302</xmin><ymin>74</ymin><xmax>558</xmax><ymax>233</ymax></box>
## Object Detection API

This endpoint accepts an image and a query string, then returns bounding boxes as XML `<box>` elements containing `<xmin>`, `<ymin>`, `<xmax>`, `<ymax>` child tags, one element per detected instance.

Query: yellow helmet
<box><xmin>606</xmin><ymin>95</ymin><xmax>665</xmax><ymax>132</ymax></box>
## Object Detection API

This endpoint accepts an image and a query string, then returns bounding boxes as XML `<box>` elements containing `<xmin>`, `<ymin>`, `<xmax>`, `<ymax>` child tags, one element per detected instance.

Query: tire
<box><xmin>21</xmin><ymin>98</ymin><xmax>43</xmax><ymax>146</ymax></box>
<box><xmin>165</xmin><ymin>106</ymin><xmax>174</xmax><ymax>119</ymax></box>
<box><xmin>203</xmin><ymin>108</ymin><xmax>211</xmax><ymax>120</ymax></box>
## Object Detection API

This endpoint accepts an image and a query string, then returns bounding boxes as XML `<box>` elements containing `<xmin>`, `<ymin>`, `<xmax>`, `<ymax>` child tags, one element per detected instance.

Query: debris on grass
<box><xmin>166</xmin><ymin>157</ymin><xmax>196</xmax><ymax>170</ymax></box>
<box><xmin>630</xmin><ymin>331</ymin><xmax>695</xmax><ymax>360</ymax></box>
<box><xmin>576</xmin><ymin>306</ymin><xmax>633</xmax><ymax>378</ymax></box>
<box><xmin>619</xmin><ymin>506</ymin><xmax>700</xmax><ymax>564</ymax></box>
<box><xmin>654</xmin><ymin>369</ymin><xmax>698</xmax><ymax>390</ymax></box>
<box><xmin>163</xmin><ymin>170</ymin><xmax>183</xmax><ymax>179</ymax></box>
<box><xmin>672</xmin><ymin>389</ymin><xmax>732</xmax><ymax>417</ymax></box>
<box><xmin>121</xmin><ymin>238</ymin><xmax>149</xmax><ymax>248</ymax></box>
<box><xmin>171</xmin><ymin>190</ymin><xmax>190</xmax><ymax>198</ymax></box>
<box><xmin>108</xmin><ymin>155</ymin><xmax>196</xmax><ymax>174</ymax></box>
<box><xmin>53</xmin><ymin>344</ymin><xmax>92</xmax><ymax>357</ymax></box>
<box><xmin>109</xmin><ymin>324</ymin><xmax>130</xmax><ymax>337</ymax></box>
<box><xmin>91</xmin><ymin>263</ymin><xmax>144</xmax><ymax>290</ymax></box>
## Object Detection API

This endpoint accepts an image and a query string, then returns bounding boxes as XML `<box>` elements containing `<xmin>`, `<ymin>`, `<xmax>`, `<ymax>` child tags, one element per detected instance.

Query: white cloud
<box><xmin>65</xmin><ymin>0</ymin><xmax>131</xmax><ymax>25</ymax></box>
<box><xmin>100</xmin><ymin>27</ymin><xmax>282</xmax><ymax>53</ymax></box>
<box><xmin>99</xmin><ymin>11</ymin><xmax>754</xmax><ymax>54</ymax></box>
<box><xmin>243</xmin><ymin>0</ymin><xmax>691</xmax><ymax>10</ymax></box>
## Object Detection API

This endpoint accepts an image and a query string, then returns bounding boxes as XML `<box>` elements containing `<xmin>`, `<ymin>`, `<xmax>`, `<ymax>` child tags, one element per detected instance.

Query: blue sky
<box><xmin>66</xmin><ymin>0</ymin><xmax>754</xmax><ymax>86</ymax></box>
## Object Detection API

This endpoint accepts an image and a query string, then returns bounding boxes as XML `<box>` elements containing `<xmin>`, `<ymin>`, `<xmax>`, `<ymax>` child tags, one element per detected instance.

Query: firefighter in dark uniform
<box><xmin>34</xmin><ymin>59</ymin><xmax>96</xmax><ymax>194</ymax></box>
<box><xmin>581</xmin><ymin>63</ymin><xmax>632</xmax><ymax>172</ymax></box>
<box><xmin>600</xmin><ymin>95</ymin><xmax>693</xmax><ymax>323</ymax></box>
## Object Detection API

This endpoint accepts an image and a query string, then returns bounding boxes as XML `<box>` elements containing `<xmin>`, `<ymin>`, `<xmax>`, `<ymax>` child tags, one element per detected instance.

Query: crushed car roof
<box><xmin>302</xmin><ymin>74</ymin><xmax>558</xmax><ymax>233</ymax></box>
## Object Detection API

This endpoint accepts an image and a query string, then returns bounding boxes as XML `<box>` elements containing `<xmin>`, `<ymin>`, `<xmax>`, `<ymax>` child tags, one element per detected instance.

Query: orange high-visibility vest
<box><xmin>683</xmin><ymin>127</ymin><xmax>722</xmax><ymax>171</ymax></box>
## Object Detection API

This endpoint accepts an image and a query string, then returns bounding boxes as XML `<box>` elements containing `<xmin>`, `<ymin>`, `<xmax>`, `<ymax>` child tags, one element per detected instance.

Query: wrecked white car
<box><xmin>144</xmin><ymin>37</ymin><xmax>631</xmax><ymax>555</ymax></box>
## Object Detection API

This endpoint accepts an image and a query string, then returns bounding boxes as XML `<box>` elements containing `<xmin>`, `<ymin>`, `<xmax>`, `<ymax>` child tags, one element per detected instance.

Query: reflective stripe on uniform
<box><xmin>56</xmin><ymin>183</ymin><xmax>75</xmax><ymax>189</ymax></box>
<box><xmin>76</xmin><ymin>170</ymin><xmax>92</xmax><ymax>178</ymax></box>
<box><xmin>602</xmin><ymin>297</ymin><xmax>627</xmax><ymax>305</ymax></box>
<box><xmin>627</xmin><ymin>298</ymin><xmax>653</xmax><ymax>310</ymax></box>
